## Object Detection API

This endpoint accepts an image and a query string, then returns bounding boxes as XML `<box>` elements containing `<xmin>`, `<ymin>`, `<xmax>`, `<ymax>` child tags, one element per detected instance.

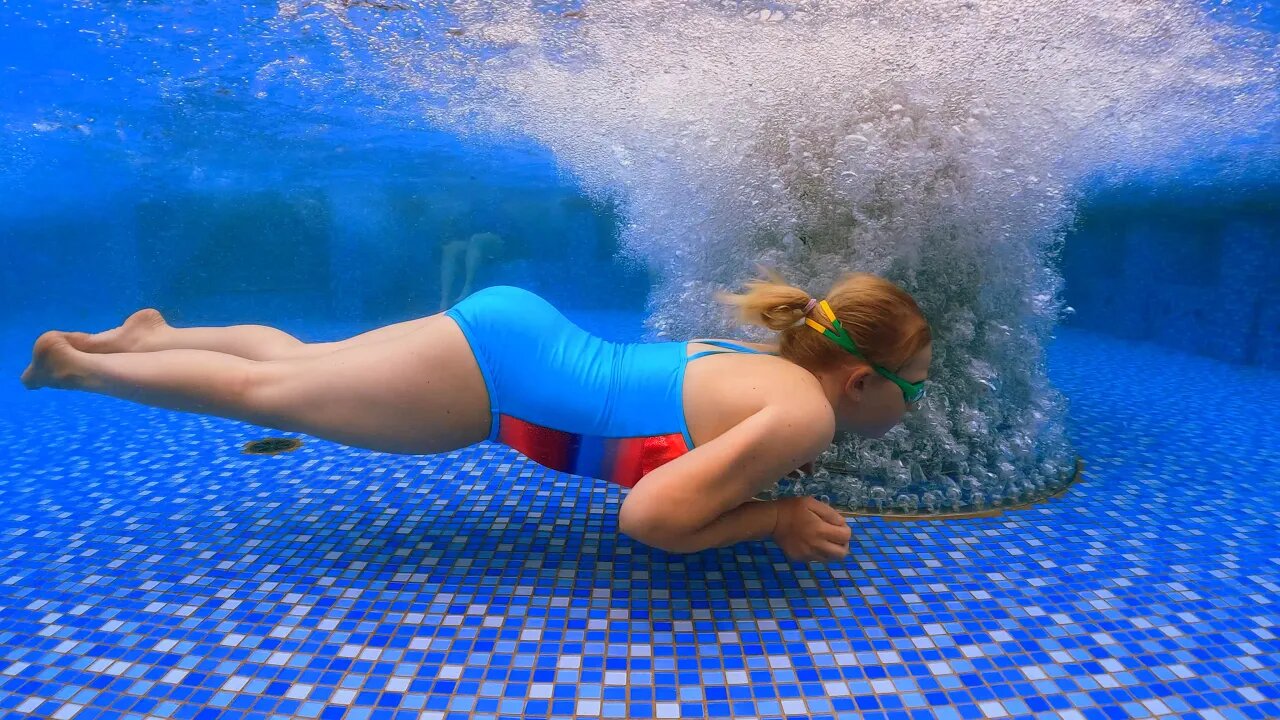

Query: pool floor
<box><xmin>0</xmin><ymin>327</ymin><xmax>1276</xmax><ymax>720</ymax></box>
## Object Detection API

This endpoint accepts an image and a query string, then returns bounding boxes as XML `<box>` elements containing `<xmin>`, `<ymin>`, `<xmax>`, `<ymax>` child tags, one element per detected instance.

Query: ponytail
<box><xmin>716</xmin><ymin>265</ymin><xmax>931</xmax><ymax>371</ymax></box>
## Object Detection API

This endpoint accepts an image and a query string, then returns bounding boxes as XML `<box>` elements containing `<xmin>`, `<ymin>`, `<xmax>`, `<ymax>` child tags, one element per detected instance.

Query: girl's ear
<box><xmin>843</xmin><ymin>365</ymin><xmax>871</xmax><ymax>397</ymax></box>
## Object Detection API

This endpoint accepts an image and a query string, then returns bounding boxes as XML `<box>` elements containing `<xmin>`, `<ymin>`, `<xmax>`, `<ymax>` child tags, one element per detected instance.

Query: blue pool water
<box><xmin>4</xmin><ymin>1</ymin><xmax>1280</xmax><ymax>719</ymax></box>
<box><xmin>1</xmin><ymin>326</ymin><xmax>1277</xmax><ymax>720</ymax></box>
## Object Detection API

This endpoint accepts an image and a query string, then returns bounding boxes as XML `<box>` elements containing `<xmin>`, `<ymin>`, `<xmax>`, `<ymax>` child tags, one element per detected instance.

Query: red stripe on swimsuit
<box><xmin>497</xmin><ymin>415</ymin><xmax>689</xmax><ymax>488</ymax></box>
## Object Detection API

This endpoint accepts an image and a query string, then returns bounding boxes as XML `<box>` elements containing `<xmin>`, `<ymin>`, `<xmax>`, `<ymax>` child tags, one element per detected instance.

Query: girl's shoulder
<box><xmin>684</xmin><ymin>349</ymin><xmax>834</xmax><ymax>450</ymax></box>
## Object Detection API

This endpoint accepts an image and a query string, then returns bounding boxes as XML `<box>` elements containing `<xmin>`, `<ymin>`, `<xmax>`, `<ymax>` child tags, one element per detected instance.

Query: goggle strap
<box><xmin>809</xmin><ymin>299</ymin><xmax>927</xmax><ymax>402</ymax></box>
<box><xmin>803</xmin><ymin>318</ymin><xmax>829</xmax><ymax>335</ymax></box>
<box><xmin>805</xmin><ymin>306</ymin><xmax>864</xmax><ymax>358</ymax></box>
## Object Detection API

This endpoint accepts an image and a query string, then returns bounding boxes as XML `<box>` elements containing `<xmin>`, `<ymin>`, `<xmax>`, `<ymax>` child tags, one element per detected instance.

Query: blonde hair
<box><xmin>715</xmin><ymin>266</ymin><xmax>932</xmax><ymax>372</ymax></box>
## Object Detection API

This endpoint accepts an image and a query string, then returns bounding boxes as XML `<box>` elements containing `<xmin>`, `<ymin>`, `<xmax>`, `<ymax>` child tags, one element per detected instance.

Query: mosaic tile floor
<box><xmin>0</xmin><ymin>326</ymin><xmax>1277</xmax><ymax>720</ymax></box>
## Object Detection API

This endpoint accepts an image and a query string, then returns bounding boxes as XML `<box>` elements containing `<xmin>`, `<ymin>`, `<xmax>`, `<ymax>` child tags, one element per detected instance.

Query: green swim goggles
<box><xmin>805</xmin><ymin>299</ymin><xmax>928</xmax><ymax>405</ymax></box>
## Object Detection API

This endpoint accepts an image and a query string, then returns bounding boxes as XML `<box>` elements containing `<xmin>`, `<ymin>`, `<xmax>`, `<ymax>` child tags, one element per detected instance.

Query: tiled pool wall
<box><xmin>0</xmin><ymin>182</ymin><xmax>650</xmax><ymax>336</ymax></box>
<box><xmin>1060</xmin><ymin>182</ymin><xmax>1279</xmax><ymax>370</ymax></box>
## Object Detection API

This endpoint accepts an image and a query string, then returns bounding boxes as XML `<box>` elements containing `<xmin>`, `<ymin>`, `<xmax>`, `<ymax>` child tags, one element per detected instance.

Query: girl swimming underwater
<box><xmin>21</xmin><ymin>268</ymin><xmax>932</xmax><ymax>563</ymax></box>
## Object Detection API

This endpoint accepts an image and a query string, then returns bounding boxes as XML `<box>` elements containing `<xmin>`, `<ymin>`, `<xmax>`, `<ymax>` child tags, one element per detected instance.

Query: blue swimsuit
<box><xmin>444</xmin><ymin>286</ymin><xmax>778</xmax><ymax>486</ymax></box>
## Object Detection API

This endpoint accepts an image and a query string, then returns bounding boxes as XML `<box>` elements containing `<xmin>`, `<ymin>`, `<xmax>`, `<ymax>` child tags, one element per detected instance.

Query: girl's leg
<box><xmin>22</xmin><ymin>315</ymin><xmax>492</xmax><ymax>455</ymax></box>
<box><xmin>73</xmin><ymin>309</ymin><xmax>436</xmax><ymax>360</ymax></box>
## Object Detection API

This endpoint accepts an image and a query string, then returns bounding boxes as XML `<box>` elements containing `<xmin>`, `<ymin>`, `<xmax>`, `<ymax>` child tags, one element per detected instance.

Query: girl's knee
<box><xmin>239</xmin><ymin>361</ymin><xmax>297</xmax><ymax>428</ymax></box>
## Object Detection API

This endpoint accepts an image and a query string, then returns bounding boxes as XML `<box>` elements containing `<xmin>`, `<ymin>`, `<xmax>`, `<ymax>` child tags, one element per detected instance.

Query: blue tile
<box><xmin>0</xmin><ymin>329</ymin><xmax>1276</xmax><ymax>720</ymax></box>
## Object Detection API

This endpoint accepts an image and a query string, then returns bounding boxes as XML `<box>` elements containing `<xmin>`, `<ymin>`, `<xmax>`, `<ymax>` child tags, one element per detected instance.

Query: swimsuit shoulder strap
<box><xmin>687</xmin><ymin>339</ymin><xmax>781</xmax><ymax>361</ymax></box>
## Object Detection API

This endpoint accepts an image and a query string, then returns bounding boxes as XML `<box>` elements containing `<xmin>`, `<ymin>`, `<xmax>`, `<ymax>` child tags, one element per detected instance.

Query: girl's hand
<box><xmin>771</xmin><ymin>496</ymin><xmax>851</xmax><ymax>563</ymax></box>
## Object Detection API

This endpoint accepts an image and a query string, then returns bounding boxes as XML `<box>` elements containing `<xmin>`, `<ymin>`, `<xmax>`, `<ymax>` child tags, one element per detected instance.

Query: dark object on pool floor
<box><xmin>242</xmin><ymin>438</ymin><xmax>303</xmax><ymax>455</ymax></box>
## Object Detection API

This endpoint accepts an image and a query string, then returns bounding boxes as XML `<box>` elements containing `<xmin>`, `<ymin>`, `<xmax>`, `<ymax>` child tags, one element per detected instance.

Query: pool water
<box><xmin>1</xmin><ymin>325</ymin><xmax>1276</xmax><ymax>720</ymax></box>
<box><xmin>3</xmin><ymin>2</ymin><xmax>1278</xmax><ymax>719</ymax></box>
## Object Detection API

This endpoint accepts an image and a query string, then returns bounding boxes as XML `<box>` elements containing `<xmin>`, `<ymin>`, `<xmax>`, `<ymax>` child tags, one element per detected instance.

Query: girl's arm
<box><xmin>646</xmin><ymin>496</ymin><xmax>781</xmax><ymax>552</ymax></box>
<box><xmin>617</xmin><ymin>403</ymin><xmax>845</xmax><ymax>560</ymax></box>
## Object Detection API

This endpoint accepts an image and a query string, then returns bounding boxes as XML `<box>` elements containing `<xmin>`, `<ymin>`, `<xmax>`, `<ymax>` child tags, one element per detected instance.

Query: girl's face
<box><xmin>836</xmin><ymin>344</ymin><xmax>932</xmax><ymax>438</ymax></box>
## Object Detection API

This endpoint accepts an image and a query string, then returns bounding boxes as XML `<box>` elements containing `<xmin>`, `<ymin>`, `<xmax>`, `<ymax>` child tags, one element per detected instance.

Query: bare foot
<box><xmin>20</xmin><ymin>331</ymin><xmax>85</xmax><ymax>390</ymax></box>
<box><xmin>78</xmin><ymin>308</ymin><xmax>169</xmax><ymax>353</ymax></box>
